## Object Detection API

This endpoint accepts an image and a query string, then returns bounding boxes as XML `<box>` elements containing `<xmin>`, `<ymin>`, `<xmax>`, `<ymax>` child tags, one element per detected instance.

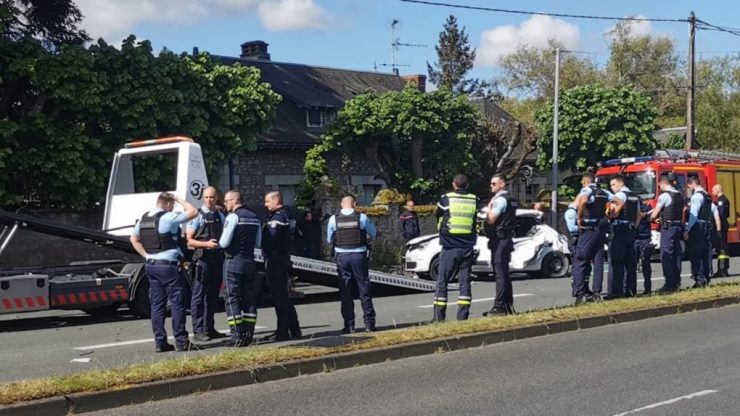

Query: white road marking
<box><xmin>73</xmin><ymin>328</ymin><xmax>268</xmax><ymax>351</ymax></box>
<box><xmin>612</xmin><ymin>389</ymin><xmax>718</xmax><ymax>415</ymax></box>
<box><xmin>417</xmin><ymin>294</ymin><xmax>534</xmax><ymax>308</ymax></box>
<box><xmin>70</xmin><ymin>358</ymin><xmax>92</xmax><ymax>363</ymax></box>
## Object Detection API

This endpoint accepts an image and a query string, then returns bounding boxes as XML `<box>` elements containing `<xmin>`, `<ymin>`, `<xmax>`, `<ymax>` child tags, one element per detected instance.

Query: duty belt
<box><xmin>146</xmin><ymin>259</ymin><xmax>179</xmax><ymax>266</ymax></box>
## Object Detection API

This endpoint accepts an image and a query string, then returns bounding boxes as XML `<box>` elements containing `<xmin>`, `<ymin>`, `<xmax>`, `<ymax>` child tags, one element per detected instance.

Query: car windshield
<box><xmin>597</xmin><ymin>171</ymin><xmax>656</xmax><ymax>200</ymax></box>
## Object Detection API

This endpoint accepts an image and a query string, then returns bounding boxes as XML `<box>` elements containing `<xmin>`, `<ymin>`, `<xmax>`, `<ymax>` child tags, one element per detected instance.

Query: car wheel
<box><xmin>82</xmin><ymin>302</ymin><xmax>123</xmax><ymax>317</ymax></box>
<box><xmin>429</xmin><ymin>256</ymin><xmax>440</xmax><ymax>282</ymax></box>
<box><xmin>540</xmin><ymin>251</ymin><xmax>570</xmax><ymax>278</ymax></box>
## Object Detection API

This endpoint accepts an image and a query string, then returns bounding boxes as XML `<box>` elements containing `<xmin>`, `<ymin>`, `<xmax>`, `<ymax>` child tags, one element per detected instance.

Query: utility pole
<box><xmin>551</xmin><ymin>47</ymin><xmax>560</xmax><ymax>228</ymax></box>
<box><xmin>686</xmin><ymin>11</ymin><xmax>696</xmax><ymax>149</ymax></box>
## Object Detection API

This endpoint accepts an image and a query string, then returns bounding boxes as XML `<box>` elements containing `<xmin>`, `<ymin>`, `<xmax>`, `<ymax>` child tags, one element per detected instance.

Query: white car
<box><xmin>404</xmin><ymin>209</ymin><xmax>571</xmax><ymax>280</ymax></box>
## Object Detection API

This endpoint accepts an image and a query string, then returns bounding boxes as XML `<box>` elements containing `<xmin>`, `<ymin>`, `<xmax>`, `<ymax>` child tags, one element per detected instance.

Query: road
<box><xmin>1</xmin><ymin>257</ymin><xmax>739</xmax><ymax>383</ymax></box>
<box><xmin>87</xmin><ymin>302</ymin><xmax>740</xmax><ymax>416</ymax></box>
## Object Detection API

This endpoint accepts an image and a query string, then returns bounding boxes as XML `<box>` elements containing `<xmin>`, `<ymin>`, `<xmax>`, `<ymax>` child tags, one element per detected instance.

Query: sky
<box><xmin>74</xmin><ymin>0</ymin><xmax>740</xmax><ymax>87</ymax></box>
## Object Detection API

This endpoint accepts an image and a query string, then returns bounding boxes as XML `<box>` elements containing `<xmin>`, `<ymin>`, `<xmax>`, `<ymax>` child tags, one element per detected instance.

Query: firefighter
<box><xmin>218</xmin><ymin>190</ymin><xmax>261</xmax><ymax>347</ymax></box>
<box><xmin>261</xmin><ymin>191</ymin><xmax>302</xmax><ymax>341</ymax></box>
<box><xmin>712</xmin><ymin>184</ymin><xmax>731</xmax><ymax>277</ymax></box>
<box><xmin>484</xmin><ymin>174</ymin><xmax>519</xmax><ymax>316</ymax></box>
<box><xmin>130</xmin><ymin>192</ymin><xmax>198</xmax><ymax>353</ymax></box>
<box><xmin>432</xmin><ymin>174</ymin><xmax>478</xmax><ymax>321</ymax></box>
<box><xmin>650</xmin><ymin>175</ymin><xmax>685</xmax><ymax>293</ymax></box>
<box><xmin>604</xmin><ymin>175</ymin><xmax>640</xmax><ymax>299</ymax></box>
<box><xmin>686</xmin><ymin>177</ymin><xmax>720</xmax><ymax>288</ymax></box>
<box><xmin>186</xmin><ymin>186</ymin><xmax>227</xmax><ymax>342</ymax></box>
<box><xmin>634</xmin><ymin>201</ymin><xmax>654</xmax><ymax>295</ymax></box>
<box><xmin>326</xmin><ymin>195</ymin><xmax>378</xmax><ymax>333</ymax></box>
<box><xmin>399</xmin><ymin>200</ymin><xmax>421</xmax><ymax>241</ymax></box>
<box><xmin>572</xmin><ymin>173</ymin><xmax>610</xmax><ymax>304</ymax></box>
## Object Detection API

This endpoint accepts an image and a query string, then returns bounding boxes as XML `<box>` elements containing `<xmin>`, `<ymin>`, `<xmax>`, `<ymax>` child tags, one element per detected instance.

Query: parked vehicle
<box><xmin>404</xmin><ymin>209</ymin><xmax>571</xmax><ymax>281</ymax></box>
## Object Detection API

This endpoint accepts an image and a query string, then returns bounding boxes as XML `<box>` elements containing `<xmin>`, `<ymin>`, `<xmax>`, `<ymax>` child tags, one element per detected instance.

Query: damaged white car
<box><xmin>404</xmin><ymin>209</ymin><xmax>571</xmax><ymax>280</ymax></box>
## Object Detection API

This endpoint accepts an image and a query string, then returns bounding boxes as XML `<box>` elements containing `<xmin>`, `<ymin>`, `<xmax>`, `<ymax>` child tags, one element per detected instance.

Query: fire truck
<box><xmin>595</xmin><ymin>149</ymin><xmax>740</xmax><ymax>250</ymax></box>
<box><xmin>0</xmin><ymin>137</ymin><xmax>438</xmax><ymax>318</ymax></box>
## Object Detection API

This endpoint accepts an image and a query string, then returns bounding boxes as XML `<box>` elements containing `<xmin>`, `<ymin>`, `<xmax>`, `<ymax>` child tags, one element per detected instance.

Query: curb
<box><xmin>2</xmin><ymin>296</ymin><xmax>739</xmax><ymax>415</ymax></box>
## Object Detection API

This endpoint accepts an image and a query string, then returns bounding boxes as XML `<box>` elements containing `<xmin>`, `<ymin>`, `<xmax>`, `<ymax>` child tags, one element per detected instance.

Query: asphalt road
<box><xmin>1</xmin><ymin>257</ymin><xmax>739</xmax><ymax>383</ymax></box>
<box><xmin>87</xmin><ymin>302</ymin><xmax>740</xmax><ymax>416</ymax></box>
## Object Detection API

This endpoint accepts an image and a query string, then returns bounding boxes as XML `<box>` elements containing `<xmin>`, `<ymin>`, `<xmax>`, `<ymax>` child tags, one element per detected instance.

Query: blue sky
<box><xmin>76</xmin><ymin>0</ymin><xmax>740</xmax><ymax>86</ymax></box>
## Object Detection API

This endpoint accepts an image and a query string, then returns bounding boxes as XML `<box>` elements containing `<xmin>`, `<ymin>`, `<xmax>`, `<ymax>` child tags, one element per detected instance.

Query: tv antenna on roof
<box><xmin>377</xmin><ymin>18</ymin><xmax>426</xmax><ymax>75</ymax></box>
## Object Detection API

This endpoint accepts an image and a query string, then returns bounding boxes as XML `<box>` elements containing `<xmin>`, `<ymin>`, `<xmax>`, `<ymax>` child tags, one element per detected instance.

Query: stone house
<box><xmin>211</xmin><ymin>40</ymin><xmax>424</xmax><ymax>206</ymax></box>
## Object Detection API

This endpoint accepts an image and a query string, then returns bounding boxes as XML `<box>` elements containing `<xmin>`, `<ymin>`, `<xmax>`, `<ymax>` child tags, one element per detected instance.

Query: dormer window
<box><xmin>306</xmin><ymin>108</ymin><xmax>338</xmax><ymax>128</ymax></box>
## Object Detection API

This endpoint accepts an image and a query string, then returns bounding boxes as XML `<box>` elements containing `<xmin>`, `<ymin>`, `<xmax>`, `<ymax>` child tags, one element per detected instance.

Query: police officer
<box><xmin>399</xmin><ymin>200</ymin><xmax>421</xmax><ymax>241</ymax></box>
<box><xmin>604</xmin><ymin>175</ymin><xmax>640</xmax><ymax>299</ymax></box>
<box><xmin>186</xmin><ymin>186</ymin><xmax>227</xmax><ymax>342</ymax></box>
<box><xmin>130</xmin><ymin>192</ymin><xmax>198</xmax><ymax>352</ymax></box>
<box><xmin>712</xmin><ymin>184</ymin><xmax>731</xmax><ymax>277</ymax></box>
<box><xmin>484</xmin><ymin>174</ymin><xmax>518</xmax><ymax>316</ymax></box>
<box><xmin>432</xmin><ymin>174</ymin><xmax>478</xmax><ymax>321</ymax></box>
<box><xmin>686</xmin><ymin>177</ymin><xmax>720</xmax><ymax>288</ymax></box>
<box><xmin>650</xmin><ymin>175</ymin><xmax>684</xmax><ymax>293</ymax></box>
<box><xmin>262</xmin><ymin>191</ymin><xmax>302</xmax><ymax>341</ymax></box>
<box><xmin>327</xmin><ymin>195</ymin><xmax>378</xmax><ymax>332</ymax></box>
<box><xmin>572</xmin><ymin>173</ymin><xmax>610</xmax><ymax>304</ymax></box>
<box><xmin>564</xmin><ymin>202</ymin><xmax>605</xmax><ymax>291</ymax></box>
<box><xmin>218</xmin><ymin>190</ymin><xmax>262</xmax><ymax>347</ymax></box>
<box><xmin>634</xmin><ymin>201</ymin><xmax>654</xmax><ymax>295</ymax></box>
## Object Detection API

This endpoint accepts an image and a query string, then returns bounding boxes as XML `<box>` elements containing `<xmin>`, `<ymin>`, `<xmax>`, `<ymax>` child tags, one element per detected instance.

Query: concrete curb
<box><xmin>3</xmin><ymin>295</ymin><xmax>739</xmax><ymax>415</ymax></box>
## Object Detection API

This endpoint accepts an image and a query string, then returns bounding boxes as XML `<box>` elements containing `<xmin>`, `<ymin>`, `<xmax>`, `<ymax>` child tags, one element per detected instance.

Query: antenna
<box><xmin>378</xmin><ymin>18</ymin><xmax>426</xmax><ymax>75</ymax></box>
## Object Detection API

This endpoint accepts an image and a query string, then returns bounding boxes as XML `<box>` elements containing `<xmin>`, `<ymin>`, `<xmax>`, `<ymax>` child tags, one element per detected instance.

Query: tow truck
<box><xmin>0</xmin><ymin>137</ymin><xmax>439</xmax><ymax>318</ymax></box>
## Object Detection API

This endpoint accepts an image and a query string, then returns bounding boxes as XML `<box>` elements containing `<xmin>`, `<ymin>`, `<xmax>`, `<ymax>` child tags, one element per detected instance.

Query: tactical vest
<box><xmin>718</xmin><ymin>195</ymin><xmax>731</xmax><ymax>223</ymax></box>
<box><xmin>696</xmin><ymin>190</ymin><xmax>714</xmax><ymax>221</ymax></box>
<box><xmin>139</xmin><ymin>211</ymin><xmax>178</xmax><ymax>253</ymax></box>
<box><xmin>334</xmin><ymin>211</ymin><xmax>367</xmax><ymax>249</ymax></box>
<box><xmin>582</xmin><ymin>185</ymin><xmax>608</xmax><ymax>222</ymax></box>
<box><xmin>617</xmin><ymin>190</ymin><xmax>640</xmax><ymax>225</ymax></box>
<box><xmin>484</xmin><ymin>192</ymin><xmax>518</xmax><ymax>238</ymax></box>
<box><xmin>660</xmin><ymin>190</ymin><xmax>684</xmax><ymax>222</ymax></box>
<box><xmin>194</xmin><ymin>210</ymin><xmax>223</xmax><ymax>241</ymax></box>
<box><xmin>224</xmin><ymin>207</ymin><xmax>260</xmax><ymax>257</ymax></box>
<box><xmin>438</xmin><ymin>192</ymin><xmax>477</xmax><ymax>236</ymax></box>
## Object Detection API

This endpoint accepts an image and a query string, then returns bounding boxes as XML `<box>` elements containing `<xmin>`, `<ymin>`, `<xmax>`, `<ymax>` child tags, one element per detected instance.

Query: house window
<box><xmin>307</xmin><ymin>108</ymin><xmax>322</xmax><ymax>127</ymax></box>
<box><xmin>306</xmin><ymin>108</ymin><xmax>338</xmax><ymax>128</ymax></box>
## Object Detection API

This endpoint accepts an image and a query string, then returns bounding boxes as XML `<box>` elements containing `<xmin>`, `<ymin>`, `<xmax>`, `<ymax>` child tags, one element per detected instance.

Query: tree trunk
<box><xmin>410</xmin><ymin>135</ymin><xmax>424</xmax><ymax>179</ymax></box>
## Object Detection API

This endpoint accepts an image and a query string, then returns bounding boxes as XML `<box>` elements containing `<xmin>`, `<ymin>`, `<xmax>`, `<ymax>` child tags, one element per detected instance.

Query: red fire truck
<box><xmin>595</xmin><ymin>149</ymin><xmax>740</xmax><ymax>250</ymax></box>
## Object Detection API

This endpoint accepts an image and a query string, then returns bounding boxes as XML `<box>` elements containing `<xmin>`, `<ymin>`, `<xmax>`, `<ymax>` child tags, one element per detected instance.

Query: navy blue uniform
<box><xmin>263</xmin><ymin>206</ymin><xmax>301</xmax><ymax>339</ymax></box>
<box><xmin>187</xmin><ymin>207</ymin><xmax>225</xmax><ymax>338</ymax></box>
<box><xmin>572</xmin><ymin>185</ymin><xmax>610</xmax><ymax>301</ymax></box>
<box><xmin>400</xmin><ymin>210</ymin><xmax>421</xmax><ymax>241</ymax></box>
<box><xmin>656</xmin><ymin>188</ymin><xmax>684</xmax><ymax>291</ymax></box>
<box><xmin>327</xmin><ymin>209</ymin><xmax>378</xmax><ymax>332</ymax></box>
<box><xmin>606</xmin><ymin>187</ymin><xmax>639</xmax><ymax>298</ymax></box>
<box><xmin>219</xmin><ymin>206</ymin><xmax>261</xmax><ymax>345</ymax></box>
<box><xmin>687</xmin><ymin>189</ymin><xmax>716</xmax><ymax>286</ymax></box>
<box><xmin>434</xmin><ymin>191</ymin><xmax>478</xmax><ymax>321</ymax></box>
<box><xmin>634</xmin><ymin>203</ymin><xmax>654</xmax><ymax>294</ymax></box>
<box><xmin>485</xmin><ymin>191</ymin><xmax>518</xmax><ymax>314</ymax></box>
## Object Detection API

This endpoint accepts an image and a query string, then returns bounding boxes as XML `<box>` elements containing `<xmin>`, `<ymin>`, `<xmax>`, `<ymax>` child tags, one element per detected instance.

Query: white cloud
<box><xmin>605</xmin><ymin>15</ymin><xmax>654</xmax><ymax>39</ymax></box>
<box><xmin>258</xmin><ymin>0</ymin><xmax>334</xmax><ymax>32</ymax></box>
<box><xmin>76</xmin><ymin>0</ymin><xmax>333</xmax><ymax>42</ymax></box>
<box><xmin>476</xmin><ymin>15</ymin><xmax>581</xmax><ymax>67</ymax></box>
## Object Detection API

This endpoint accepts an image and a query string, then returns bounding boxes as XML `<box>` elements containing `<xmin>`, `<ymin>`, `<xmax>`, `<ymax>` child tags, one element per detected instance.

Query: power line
<box><xmin>696</xmin><ymin>19</ymin><xmax>740</xmax><ymax>38</ymax></box>
<box><xmin>399</xmin><ymin>0</ymin><xmax>688</xmax><ymax>22</ymax></box>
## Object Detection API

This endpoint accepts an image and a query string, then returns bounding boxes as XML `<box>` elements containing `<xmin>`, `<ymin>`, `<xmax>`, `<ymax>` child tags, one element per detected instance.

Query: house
<box><xmin>209</xmin><ymin>40</ymin><xmax>424</xmax><ymax>206</ymax></box>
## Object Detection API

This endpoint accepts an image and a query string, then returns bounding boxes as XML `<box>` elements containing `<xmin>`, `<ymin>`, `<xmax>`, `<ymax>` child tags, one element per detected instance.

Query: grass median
<box><xmin>3</xmin><ymin>283</ymin><xmax>740</xmax><ymax>406</ymax></box>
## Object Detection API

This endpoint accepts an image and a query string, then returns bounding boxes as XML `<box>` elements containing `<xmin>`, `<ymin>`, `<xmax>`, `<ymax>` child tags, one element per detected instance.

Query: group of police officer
<box><xmin>130</xmin><ymin>187</ymin><xmax>384</xmax><ymax>351</ymax></box>
<box><xmin>565</xmin><ymin>172</ymin><xmax>731</xmax><ymax>305</ymax></box>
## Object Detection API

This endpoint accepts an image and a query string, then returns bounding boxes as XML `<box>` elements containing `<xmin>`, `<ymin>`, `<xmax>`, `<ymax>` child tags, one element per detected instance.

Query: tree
<box><xmin>0</xmin><ymin>33</ymin><xmax>280</xmax><ymax>208</ymax></box>
<box><xmin>427</xmin><ymin>15</ymin><xmax>492</xmax><ymax>95</ymax></box>
<box><xmin>1</xmin><ymin>0</ymin><xmax>89</xmax><ymax>46</ymax></box>
<box><xmin>300</xmin><ymin>83</ymin><xmax>480</xmax><ymax>203</ymax></box>
<box><xmin>534</xmin><ymin>84</ymin><xmax>658</xmax><ymax>171</ymax></box>
<box><xmin>695</xmin><ymin>56</ymin><xmax>740</xmax><ymax>151</ymax></box>
<box><xmin>605</xmin><ymin>20</ymin><xmax>684</xmax><ymax>127</ymax></box>
<box><xmin>498</xmin><ymin>40</ymin><xmax>602</xmax><ymax>99</ymax></box>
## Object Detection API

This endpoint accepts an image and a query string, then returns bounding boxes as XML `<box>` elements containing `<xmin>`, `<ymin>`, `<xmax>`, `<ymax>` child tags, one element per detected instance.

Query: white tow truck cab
<box><xmin>103</xmin><ymin>136</ymin><xmax>209</xmax><ymax>236</ymax></box>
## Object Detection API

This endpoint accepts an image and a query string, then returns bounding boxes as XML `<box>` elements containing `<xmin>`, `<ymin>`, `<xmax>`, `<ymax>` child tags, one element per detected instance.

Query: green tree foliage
<box><xmin>299</xmin><ymin>83</ymin><xmax>480</xmax><ymax>203</ymax></box>
<box><xmin>0</xmin><ymin>0</ymin><xmax>89</xmax><ymax>46</ymax></box>
<box><xmin>534</xmin><ymin>85</ymin><xmax>657</xmax><ymax>171</ymax></box>
<box><xmin>0</xmin><ymin>33</ymin><xmax>280</xmax><ymax>208</ymax></box>
<box><xmin>696</xmin><ymin>56</ymin><xmax>740</xmax><ymax>152</ymax></box>
<box><xmin>606</xmin><ymin>20</ymin><xmax>684</xmax><ymax>127</ymax></box>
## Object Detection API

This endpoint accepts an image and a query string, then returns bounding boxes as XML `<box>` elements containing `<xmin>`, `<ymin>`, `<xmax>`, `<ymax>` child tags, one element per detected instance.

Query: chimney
<box><xmin>402</xmin><ymin>74</ymin><xmax>427</xmax><ymax>93</ymax></box>
<box><xmin>240</xmin><ymin>40</ymin><xmax>271</xmax><ymax>61</ymax></box>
